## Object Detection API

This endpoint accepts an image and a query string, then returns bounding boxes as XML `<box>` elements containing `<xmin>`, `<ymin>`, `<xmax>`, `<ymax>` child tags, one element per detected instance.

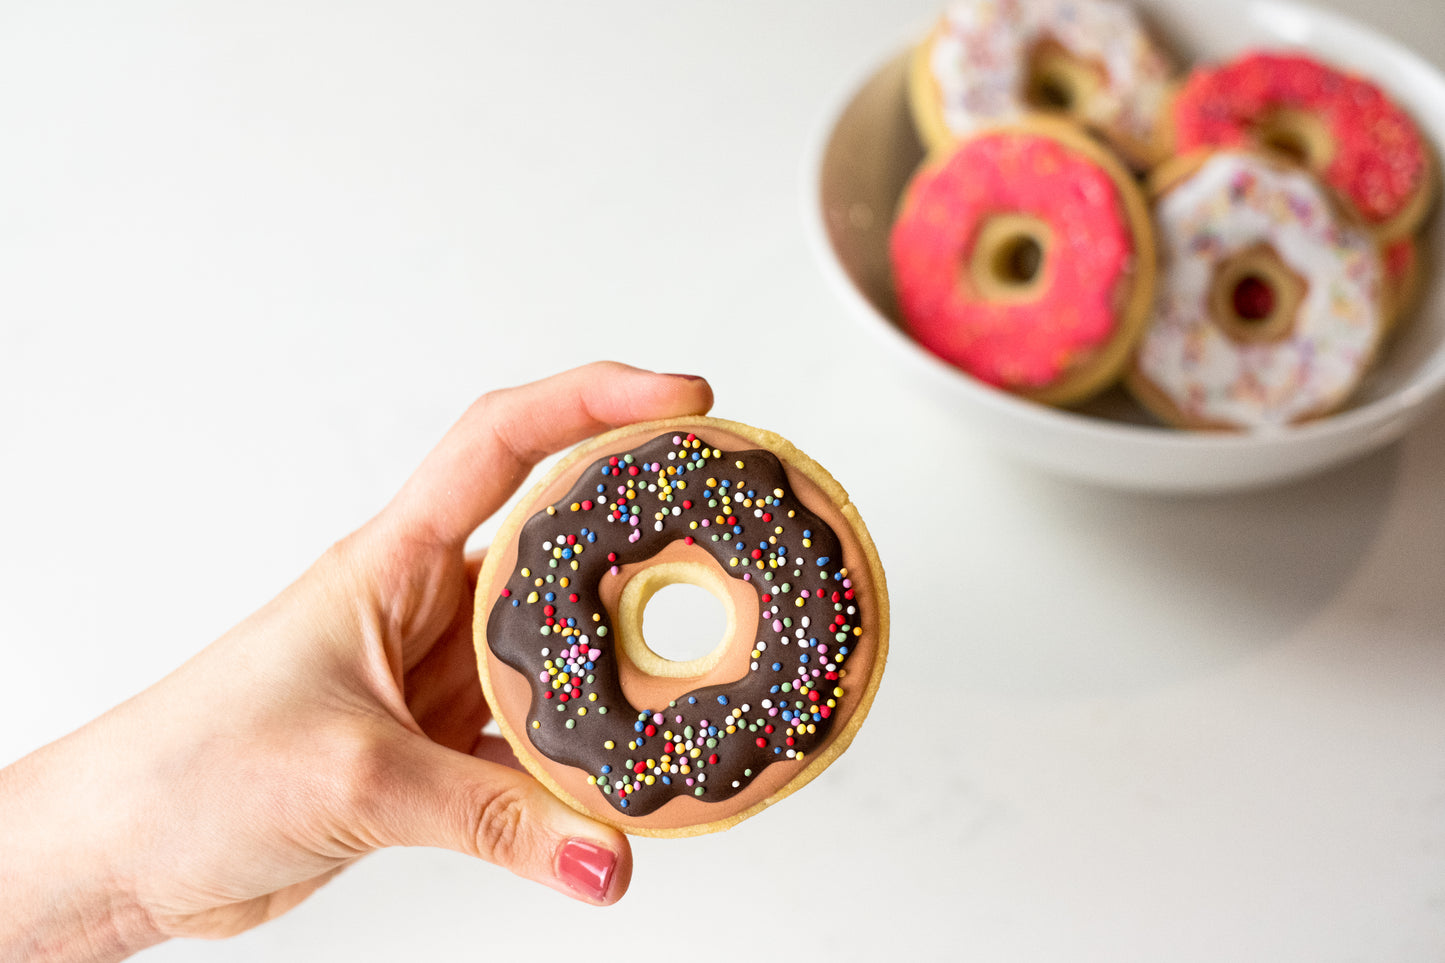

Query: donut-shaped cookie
<box><xmin>1171</xmin><ymin>51</ymin><xmax>1435</xmax><ymax>241</ymax></box>
<box><xmin>889</xmin><ymin>120</ymin><xmax>1156</xmax><ymax>406</ymax></box>
<box><xmin>474</xmin><ymin>418</ymin><xmax>888</xmax><ymax>837</ymax></box>
<box><xmin>1127</xmin><ymin>151</ymin><xmax>1385</xmax><ymax>429</ymax></box>
<box><xmin>907</xmin><ymin>0</ymin><xmax>1175</xmax><ymax>168</ymax></box>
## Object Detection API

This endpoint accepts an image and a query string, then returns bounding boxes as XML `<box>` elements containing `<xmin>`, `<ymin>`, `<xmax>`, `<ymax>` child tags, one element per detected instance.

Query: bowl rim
<box><xmin>799</xmin><ymin>0</ymin><xmax>1445</xmax><ymax>458</ymax></box>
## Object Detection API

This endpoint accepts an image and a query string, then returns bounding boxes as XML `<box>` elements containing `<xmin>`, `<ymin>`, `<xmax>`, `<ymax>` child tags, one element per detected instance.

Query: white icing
<box><xmin>929</xmin><ymin>0</ymin><xmax>1171</xmax><ymax>141</ymax></box>
<box><xmin>1140</xmin><ymin>153</ymin><xmax>1383</xmax><ymax>427</ymax></box>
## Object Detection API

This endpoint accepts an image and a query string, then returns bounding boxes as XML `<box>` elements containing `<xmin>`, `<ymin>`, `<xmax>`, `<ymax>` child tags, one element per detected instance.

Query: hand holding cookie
<box><xmin>0</xmin><ymin>363</ymin><xmax>713</xmax><ymax>957</ymax></box>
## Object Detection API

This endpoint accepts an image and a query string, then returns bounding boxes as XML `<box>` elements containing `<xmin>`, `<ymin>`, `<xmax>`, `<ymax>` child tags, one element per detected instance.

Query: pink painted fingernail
<box><xmin>557</xmin><ymin>838</ymin><xmax>616</xmax><ymax>901</ymax></box>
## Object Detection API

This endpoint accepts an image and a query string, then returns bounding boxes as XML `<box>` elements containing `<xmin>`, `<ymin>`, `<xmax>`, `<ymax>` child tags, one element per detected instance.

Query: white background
<box><xmin>2</xmin><ymin>1</ymin><xmax>1444</xmax><ymax>960</ymax></box>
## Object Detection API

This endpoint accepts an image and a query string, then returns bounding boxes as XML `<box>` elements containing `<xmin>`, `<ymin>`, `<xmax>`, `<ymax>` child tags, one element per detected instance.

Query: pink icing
<box><xmin>889</xmin><ymin>130</ymin><xmax>1133</xmax><ymax>390</ymax></box>
<box><xmin>1173</xmin><ymin>52</ymin><xmax>1428</xmax><ymax>227</ymax></box>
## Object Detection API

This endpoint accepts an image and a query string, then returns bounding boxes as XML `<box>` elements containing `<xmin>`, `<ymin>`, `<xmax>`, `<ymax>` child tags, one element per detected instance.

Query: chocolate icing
<box><xmin>485</xmin><ymin>431</ymin><xmax>863</xmax><ymax>817</ymax></box>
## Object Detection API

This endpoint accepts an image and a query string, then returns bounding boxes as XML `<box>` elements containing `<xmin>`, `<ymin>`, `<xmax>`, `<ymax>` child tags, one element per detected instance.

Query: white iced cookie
<box><xmin>907</xmin><ymin>0</ymin><xmax>1174</xmax><ymax>167</ymax></box>
<box><xmin>1127</xmin><ymin>151</ymin><xmax>1385</xmax><ymax>430</ymax></box>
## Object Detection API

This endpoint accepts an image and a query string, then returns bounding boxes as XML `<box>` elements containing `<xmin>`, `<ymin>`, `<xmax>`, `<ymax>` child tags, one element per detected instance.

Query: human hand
<box><xmin>0</xmin><ymin>362</ymin><xmax>713</xmax><ymax>961</ymax></box>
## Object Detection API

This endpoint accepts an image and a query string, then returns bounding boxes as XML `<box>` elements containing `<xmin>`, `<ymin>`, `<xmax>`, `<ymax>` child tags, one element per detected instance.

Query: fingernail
<box><xmin>662</xmin><ymin>372</ymin><xmax>707</xmax><ymax>382</ymax></box>
<box><xmin>557</xmin><ymin>837</ymin><xmax>616</xmax><ymax>902</ymax></box>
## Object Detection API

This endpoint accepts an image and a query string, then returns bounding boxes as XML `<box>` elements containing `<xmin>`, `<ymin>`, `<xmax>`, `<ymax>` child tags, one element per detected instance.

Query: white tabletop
<box><xmin>3</xmin><ymin>1</ymin><xmax>1443</xmax><ymax>960</ymax></box>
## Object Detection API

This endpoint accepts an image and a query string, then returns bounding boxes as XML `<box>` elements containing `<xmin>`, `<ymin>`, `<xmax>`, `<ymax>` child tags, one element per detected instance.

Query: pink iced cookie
<box><xmin>1172</xmin><ymin>51</ymin><xmax>1435</xmax><ymax>240</ymax></box>
<box><xmin>889</xmin><ymin>121</ymin><xmax>1155</xmax><ymax>406</ymax></box>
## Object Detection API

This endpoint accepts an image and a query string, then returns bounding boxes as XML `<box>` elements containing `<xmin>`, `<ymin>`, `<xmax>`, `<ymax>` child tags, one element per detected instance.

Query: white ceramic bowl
<box><xmin>805</xmin><ymin>0</ymin><xmax>1445</xmax><ymax>493</ymax></box>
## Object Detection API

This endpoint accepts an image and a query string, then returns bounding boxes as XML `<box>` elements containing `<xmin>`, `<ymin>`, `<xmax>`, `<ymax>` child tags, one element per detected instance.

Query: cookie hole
<box><xmin>1260</xmin><ymin>129</ymin><xmax>1310</xmax><ymax>166</ymax></box>
<box><xmin>993</xmin><ymin>234</ymin><xmax>1044</xmax><ymax>287</ymax></box>
<box><xmin>641</xmin><ymin>582</ymin><xmax>728</xmax><ymax>664</ymax></box>
<box><xmin>1023</xmin><ymin>41</ymin><xmax>1103</xmax><ymax>120</ymax></box>
<box><xmin>1255</xmin><ymin>109</ymin><xmax>1334</xmax><ymax>171</ymax></box>
<box><xmin>1208</xmin><ymin>243</ymin><xmax>1306</xmax><ymax>344</ymax></box>
<box><xmin>967</xmin><ymin>213</ymin><xmax>1053</xmax><ymax>303</ymax></box>
<box><xmin>1030</xmin><ymin>70</ymin><xmax>1075</xmax><ymax>111</ymax></box>
<box><xmin>1231</xmin><ymin>274</ymin><xmax>1276</xmax><ymax>322</ymax></box>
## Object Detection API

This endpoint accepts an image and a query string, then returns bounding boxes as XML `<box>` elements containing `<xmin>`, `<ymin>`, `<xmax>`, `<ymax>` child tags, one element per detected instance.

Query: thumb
<box><xmin>361</xmin><ymin>731</ymin><xmax>632</xmax><ymax>904</ymax></box>
<box><xmin>388</xmin><ymin>362</ymin><xmax>713</xmax><ymax>548</ymax></box>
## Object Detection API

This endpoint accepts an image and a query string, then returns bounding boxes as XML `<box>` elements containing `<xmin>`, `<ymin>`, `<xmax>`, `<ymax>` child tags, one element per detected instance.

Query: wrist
<box><xmin>0</xmin><ymin>894</ymin><xmax>162</xmax><ymax>963</ymax></box>
<box><xmin>0</xmin><ymin>734</ymin><xmax>165</xmax><ymax>963</ymax></box>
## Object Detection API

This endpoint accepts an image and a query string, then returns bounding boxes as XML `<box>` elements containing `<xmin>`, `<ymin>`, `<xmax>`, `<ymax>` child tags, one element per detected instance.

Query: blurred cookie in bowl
<box><xmin>1127</xmin><ymin>149</ymin><xmax>1385</xmax><ymax>430</ymax></box>
<box><xmin>1168</xmin><ymin>49</ymin><xmax>1436</xmax><ymax>243</ymax></box>
<box><xmin>907</xmin><ymin>0</ymin><xmax>1177</xmax><ymax>169</ymax></box>
<box><xmin>888</xmin><ymin>119</ymin><xmax>1155</xmax><ymax>407</ymax></box>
